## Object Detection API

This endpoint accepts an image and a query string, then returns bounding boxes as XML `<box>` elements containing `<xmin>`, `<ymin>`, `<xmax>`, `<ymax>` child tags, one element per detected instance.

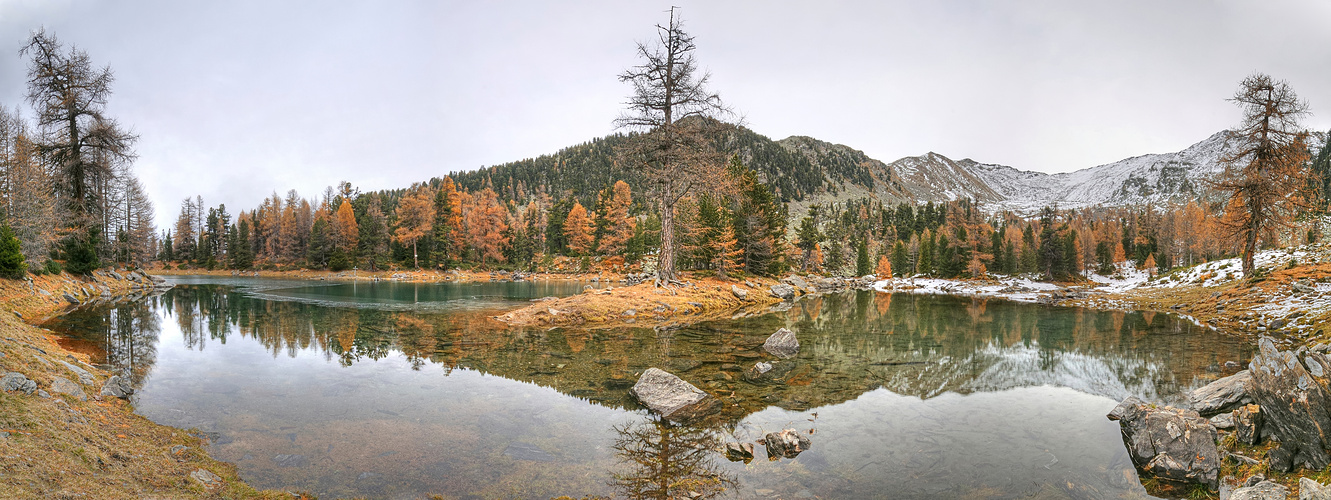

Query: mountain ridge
<box><xmin>443</xmin><ymin>123</ymin><xmax>1327</xmax><ymax>214</ymax></box>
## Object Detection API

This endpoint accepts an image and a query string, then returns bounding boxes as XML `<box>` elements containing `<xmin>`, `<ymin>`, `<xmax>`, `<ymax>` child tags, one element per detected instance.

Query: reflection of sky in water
<box><xmin>45</xmin><ymin>281</ymin><xmax>1245</xmax><ymax>499</ymax></box>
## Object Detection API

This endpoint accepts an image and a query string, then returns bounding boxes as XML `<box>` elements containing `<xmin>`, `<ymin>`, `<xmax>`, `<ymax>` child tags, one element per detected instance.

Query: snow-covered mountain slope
<box><xmin>791</xmin><ymin>129</ymin><xmax>1327</xmax><ymax>212</ymax></box>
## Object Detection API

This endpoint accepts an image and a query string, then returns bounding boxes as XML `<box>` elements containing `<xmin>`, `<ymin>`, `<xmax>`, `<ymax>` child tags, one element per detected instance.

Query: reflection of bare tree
<box><xmin>609</xmin><ymin>416</ymin><xmax>737</xmax><ymax>500</ymax></box>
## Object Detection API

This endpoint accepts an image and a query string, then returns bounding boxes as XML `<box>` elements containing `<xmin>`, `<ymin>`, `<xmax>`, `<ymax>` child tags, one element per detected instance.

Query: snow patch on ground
<box><xmin>875</xmin><ymin>275</ymin><xmax>1061</xmax><ymax>303</ymax></box>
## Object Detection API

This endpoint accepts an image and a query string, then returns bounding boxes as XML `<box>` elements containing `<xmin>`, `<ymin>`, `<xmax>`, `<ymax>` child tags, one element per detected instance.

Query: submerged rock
<box><xmin>503</xmin><ymin>442</ymin><xmax>555</xmax><ymax>462</ymax></box>
<box><xmin>762</xmin><ymin>328</ymin><xmax>799</xmax><ymax>359</ymax></box>
<box><xmin>742</xmin><ymin>360</ymin><xmax>797</xmax><ymax>385</ymax></box>
<box><xmin>100</xmin><ymin>375</ymin><xmax>134</xmax><ymax>399</ymax></box>
<box><xmin>1107</xmin><ymin>396</ymin><xmax>1220</xmax><ymax>488</ymax></box>
<box><xmin>1189</xmin><ymin>370</ymin><xmax>1252</xmax><ymax>416</ymax></box>
<box><xmin>1247</xmin><ymin>336</ymin><xmax>1331</xmax><ymax>471</ymax></box>
<box><xmin>272</xmin><ymin>454</ymin><xmax>308</xmax><ymax>467</ymax></box>
<box><xmin>725</xmin><ymin>442</ymin><xmax>754</xmax><ymax>463</ymax></box>
<box><xmin>763</xmin><ymin>428</ymin><xmax>811</xmax><ymax>459</ymax></box>
<box><xmin>629</xmin><ymin>368</ymin><xmax>719</xmax><ymax>423</ymax></box>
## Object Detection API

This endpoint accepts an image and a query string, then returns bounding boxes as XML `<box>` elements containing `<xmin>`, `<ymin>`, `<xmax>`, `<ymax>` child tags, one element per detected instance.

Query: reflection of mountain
<box><xmin>46</xmin><ymin>285</ymin><xmax>1251</xmax><ymax>423</ymax></box>
<box><xmin>962</xmin><ymin>343</ymin><xmax>1172</xmax><ymax>403</ymax></box>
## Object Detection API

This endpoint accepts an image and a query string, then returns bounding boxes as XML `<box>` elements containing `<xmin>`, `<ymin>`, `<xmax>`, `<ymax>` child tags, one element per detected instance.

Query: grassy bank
<box><xmin>0</xmin><ymin>271</ymin><xmax>292</xmax><ymax>499</ymax></box>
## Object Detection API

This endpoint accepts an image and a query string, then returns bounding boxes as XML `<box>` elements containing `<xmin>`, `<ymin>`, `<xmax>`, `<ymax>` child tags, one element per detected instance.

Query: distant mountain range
<box><xmin>445</xmin><ymin>123</ymin><xmax>1328</xmax><ymax>214</ymax></box>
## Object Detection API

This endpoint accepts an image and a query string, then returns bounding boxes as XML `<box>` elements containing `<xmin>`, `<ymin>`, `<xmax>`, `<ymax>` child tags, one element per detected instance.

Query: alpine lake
<box><xmin>42</xmin><ymin>276</ymin><xmax>1251</xmax><ymax>500</ymax></box>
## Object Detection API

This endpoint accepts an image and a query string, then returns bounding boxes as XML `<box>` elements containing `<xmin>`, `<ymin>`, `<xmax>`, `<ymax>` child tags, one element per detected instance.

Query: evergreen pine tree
<box><xmin>0</xmin><ymin>224</ymin><xmax>27</xmax><ymax>279</ymax></box>
<box><xmin>855</xmin><ymin>240</ymin><xmax>871</xmax><ymax>277</ymax></box>
<box><xmin>890</xmin><ymin>240</ymin><xmax>908</xmax><ymax>277</ymax></box>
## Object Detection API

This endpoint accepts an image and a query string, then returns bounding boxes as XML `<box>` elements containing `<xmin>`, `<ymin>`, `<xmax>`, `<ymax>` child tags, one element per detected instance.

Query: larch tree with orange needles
<box><xmin>596</xmin><ymin>181</ymin><xmax>635</xmax><ymax>256</ymax></box>
<box><xmin>1213</xmin><ymin>73</ymin><xmax>1313</xmax><ymax>277</ymax></box>
<box><xmin>466</xmin><ymin>188</ymin><xmax>509</xmax><ymax>264</ymax></box>
<box><xmin>394</xmin><ymin>185</ymin><xmax>436</xmax><ymax>269</ymax></box>
<box><xmin>563</xmin><ymin>201</ymin><xmax>595</xmax><ymax>256</ymax></box>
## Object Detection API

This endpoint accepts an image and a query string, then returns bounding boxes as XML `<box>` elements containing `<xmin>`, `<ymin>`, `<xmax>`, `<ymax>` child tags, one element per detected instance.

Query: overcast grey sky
<box><xmin>1</xmin><ymin>0</ymin><xmax>1328</xmax><ymax>230</ymax></box>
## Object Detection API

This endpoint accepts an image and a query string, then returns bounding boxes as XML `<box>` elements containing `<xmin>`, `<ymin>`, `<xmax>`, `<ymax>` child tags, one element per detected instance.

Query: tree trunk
<box><xmin>413</xmin><ymin>239</ymin><xmax>418</xmax><ymax>269</ymax></box>
<box><xmin>1243</xmin><ymin>226</ymin><xmax>1258</xmax><ymax>278</ymax></box>
<box><xmin>659</xmin><ymin>192</ymin><xmax>676</xmax><ymax>281</ymax></box>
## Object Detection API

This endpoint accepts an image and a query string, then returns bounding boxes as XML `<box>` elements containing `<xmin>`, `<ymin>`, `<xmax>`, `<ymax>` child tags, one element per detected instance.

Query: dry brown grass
<box><xmin>0</xmin><ymin>272</ymin><xmax>291</xmax><ymax>499</ymax></box>
<box><xmin>494</xmin><ymin>274</ymin><xmax>783</xmax><ymax>329</ymax></box>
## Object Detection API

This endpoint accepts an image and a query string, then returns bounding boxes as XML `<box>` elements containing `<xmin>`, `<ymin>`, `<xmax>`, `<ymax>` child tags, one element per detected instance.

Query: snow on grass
<box><xmin>874</xmin><ymin>275</ymin><xmax>1060</xmax><ymax>303</ymax></box>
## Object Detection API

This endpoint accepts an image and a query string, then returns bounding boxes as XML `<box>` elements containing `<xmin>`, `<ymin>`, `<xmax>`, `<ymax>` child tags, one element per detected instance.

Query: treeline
<box><xmin>0</xmin><ymin>30</ymin><xmax>154</xmax><ymax>279</ymax></box>
<box><xmin>444</xmin><ymin>120</ymin><xmax>868</xmax><ymax>208</ymax></box>
<box><xmin>162</xmin><ymin>156</ymin><xmax>789</xmax><ymax>277</ymax></box>
<box><xmin>795</xmin><ymin>194</ymin><xmax>1326</xmax><ymax>281</ymax></box>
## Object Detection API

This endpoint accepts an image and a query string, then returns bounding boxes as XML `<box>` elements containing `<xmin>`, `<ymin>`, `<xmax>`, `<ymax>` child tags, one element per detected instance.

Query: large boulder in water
<box><xmin>1247</xmin><ymin>336</ymin><xmax>1331</xmax><ymax>471</ymax></box>
<box><xmin>1107</xmin><ymin>396</ymin><xmax>1220</xmax><ymax>488</ymax></box>
<box><xmin>762</xmin><ymin>328</ymin><xmax>799</xmax><ymax>359</ymax></box>
<box><xmin>629</xmin><ymin>368</ymin><xmax>719</xmax><ymax>423</ymax></box>
<box><xmin>1188</xmin><ymin>370</ymin><xmax>1252</xmax><ymax>416</ymax></box>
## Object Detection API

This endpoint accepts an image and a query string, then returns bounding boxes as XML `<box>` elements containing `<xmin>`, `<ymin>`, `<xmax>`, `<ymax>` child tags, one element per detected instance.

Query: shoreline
<box><xmin>0</xmin><ymin>271</ymin><xmax>289</xmax><ymax>498</ymax></box>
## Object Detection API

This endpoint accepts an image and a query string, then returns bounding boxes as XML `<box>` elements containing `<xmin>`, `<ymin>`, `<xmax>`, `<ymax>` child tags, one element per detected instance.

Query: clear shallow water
<box><xmin>43</xmin><ymin>277</ymin><xmax>1252</xmax><ymax>499</ymax></box>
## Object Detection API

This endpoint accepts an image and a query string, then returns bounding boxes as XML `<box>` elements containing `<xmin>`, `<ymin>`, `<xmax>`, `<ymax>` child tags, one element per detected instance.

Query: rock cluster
<box><xmin>763</xmin><ymin>428</ymin><xmax>812</xmax><ymax>459</ymax></box>
<box><xmin>1107</xmin><ymin>396</ymin><xmax>1220</xmax><ymax>488</ymax></box>
<box><xmin>1247</xmin><ymin>337</ymin><xmax>1331</xmax><ymax>471</ymax></box>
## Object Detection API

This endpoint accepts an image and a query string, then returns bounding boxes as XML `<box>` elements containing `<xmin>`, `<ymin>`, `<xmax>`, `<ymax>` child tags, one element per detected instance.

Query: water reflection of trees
<box><xmin>47</xmin><ymin>286</ymin><xmax>1253</xmax><ymax>418</ymax></box>
<box><xmin>609</xmin><ymin>416</ymin><xmax>737</xmax><ymax>500</ymax></box>
<box><xmin>45</xmin><ymin>296</ymin><xmax>162</xmax><ymax>387</ymax></box>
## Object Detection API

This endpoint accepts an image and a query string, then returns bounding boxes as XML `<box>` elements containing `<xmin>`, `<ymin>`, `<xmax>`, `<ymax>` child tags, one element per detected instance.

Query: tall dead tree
<box><xmin>22</xmin><ymin>29</ymin><xmax>137</xmax><ymax>241</ymax></box>
<box><xmin>615</xmin><ymin>7</ymin><xmax>730</xmax><ymax>281</ymax></box>
<box><xmin>1214</xmin><ymin>73</ymin><xmax>1312</xmax><ymax>277</ymax></box>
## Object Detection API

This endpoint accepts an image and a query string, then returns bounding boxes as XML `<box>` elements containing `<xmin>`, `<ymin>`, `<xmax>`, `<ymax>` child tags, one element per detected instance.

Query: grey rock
<box><xmin>189</xmin><ymin>469</ymin><xmax>222</xmax><ymax>489</ymax></box>
<box><xmin>1</xmin><ymin>372</ymin><xmax>37</xmax><ymax>394</ymax></box>
<box><xmin>1107</xmin><ymin>396</ymin><xmax>1220</xmax><ymax>488</ymax></box>
<box><xmin>49</xmin><ymin>376</ymin><xmax>86</xmax><ymax>401</ymax></box>
<box><xmin>730</xmin><ymin>285</ymin><xmax>748</xmax><ymax>300</ymax></box>
<box><xmin>622</xmin><ymin>309</ymin><xmax>636</xmax><ymax>317</ymax></box>
<box><xmin>62</xmin><ymin>292</ymin><xmax>79</xmax><ymax>305</ymax></box>
<box><xmin>743</xmin><ymin>360</ymin><xmax>798</xmax><ymax>385</ymax></box>
<box><xmin>763</xmin><ymin>428</ymin><xmax>811</xmax><ymax>459</ymax></box>
<box><xmin>629</xmin><ymin>368</ymin><xmax>719</xmax><ymax>423</ymax></box>
<box><xmin>1230</xmin><ymin>480</ymin><xmax>1290</xmax><ymax>500</ymax></box>
<box><xmin>1271</xmin><ymin>442</ymin><xmax>1296</xmax><ymax>472</ymax></box>
<box><xmin>762</xmin><ymin>328</ymin><xmax>799</xmax><ymax>359</ymax></box>
<box><xmin>1292</xmin><ymin>282</ymin><xmax>1315</xmax><ymax>294</ymax></box>
<box><xmin>782</xmin><ymin>275</ymin><xmax>811</xmax><ymax>293</ymax></box>
<box><xmin>769</xmin><ymin>284</ymin><xmax>796</xmax><ymax>300</ymax></box>
<box><xmin>36</xmin><ymin>389</ymin><xmax>49</xmax><ymax>398</ymax></box>
<box><xmin>272</xmin><ymin>454</ymin><xmax>308</xmax><ymax>467</ymax></box>
<box><xmin>724</xmin><ymin>442</ymin><xmax>754</xmax><ymax>463</ymax></box>
<box><xmin>1300</xmin><ymin>477</ymin><xmax>1331</xmax><ymax>500</ymax></box>
<box><xmin>36</xmin><ymin>288</ymin><xmax>51</xmax><ymax>297</ymax></box>
<box><xmin>100</xmin><ymin>375</ymin><xmax>133</xmax><ymax>399</ymax></box>
<box><xmin>57</xmin><ymin>360</ymin><xmax>95</xmax><ymax>386</ymax></box>
<box><xmin>1234</xmin><ymin>404</ymin><xmax>1263</xmax><ymax>445</ymax></box>
<box><xmin>1189</xmin><ymin>370</ymin><xmax>1252</xmax><ymax>416</ymax></box>
<box><xmin>1210</xmin><ymin>413</ymin><xmax>1235</xmax><ymax>429</ymax></box>
<box><xmin>1248</xmin><ymin>336</ymin><xmax>1331</xmax><ymax>470</ymax></box>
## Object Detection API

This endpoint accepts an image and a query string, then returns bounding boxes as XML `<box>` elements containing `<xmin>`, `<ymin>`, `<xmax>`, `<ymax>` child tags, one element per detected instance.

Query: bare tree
<box><xmin>1213</xmin><ymin>73</ymin><xmax>1313</xmax><ymax>277</ymax></box>
<box><xmin>22</xmin><ymin>29</ymin><xmax>137</xmax><ymax>237</ymax></box>
<box><xmin>615</xmin><ymin>7</ymin><xmax>730</xmax><ymax>281</ymax></box>
<box><xmin>0</xmin><ymin>106</ymin><xmax>59</xmax><ymax>265</ymax></box>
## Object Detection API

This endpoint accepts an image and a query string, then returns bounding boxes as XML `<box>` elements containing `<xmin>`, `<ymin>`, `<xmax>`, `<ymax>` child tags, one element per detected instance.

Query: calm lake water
<box><xmin>43</xmin><ymin>277</ymin><xmax>1252</xmax><ymax>500</ymax></box>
